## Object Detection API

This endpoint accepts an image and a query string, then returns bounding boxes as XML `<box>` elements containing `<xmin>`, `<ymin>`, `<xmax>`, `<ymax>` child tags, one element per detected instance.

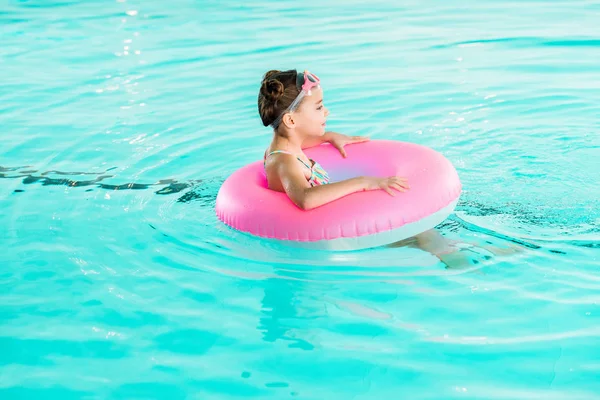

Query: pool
<box><xmin>1</xmin><ymin>0</ymin><xmax>599</xmax><ymax>398</ymax></box>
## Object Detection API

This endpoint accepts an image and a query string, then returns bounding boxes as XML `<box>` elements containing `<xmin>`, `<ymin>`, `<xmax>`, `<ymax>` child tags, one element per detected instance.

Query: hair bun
<box><xmin>262</xmin><ymin>79</ymin><xmax>284</xmax><ymax>102</ymax></box>
<box><xmin>257</xmin><ymin>69</ymin><xmax>298</xmax><ymax>127</ymax></box>
<box><xmin>260</xmin><ymin>70</ymin><xmax>285</xmax><ymax>102</ymax></box>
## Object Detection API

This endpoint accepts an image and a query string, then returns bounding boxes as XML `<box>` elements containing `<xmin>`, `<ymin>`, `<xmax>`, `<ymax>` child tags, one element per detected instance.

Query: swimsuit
<box><xmin>264</xmin><ymin>150</ymin><xmax>330</xmax><ymax>186</ymax></box>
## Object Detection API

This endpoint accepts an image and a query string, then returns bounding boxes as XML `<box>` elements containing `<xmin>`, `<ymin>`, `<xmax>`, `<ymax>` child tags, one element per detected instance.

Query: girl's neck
<box><xmin>271</xmin><ymin>132</ymin><xmax>305</xmax><ymax>153</ymax></box>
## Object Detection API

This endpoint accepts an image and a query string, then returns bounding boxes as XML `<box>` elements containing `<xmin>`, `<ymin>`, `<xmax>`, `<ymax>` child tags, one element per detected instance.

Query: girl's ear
<box><xmin>281</xmin><ymin>113</ymin><xmax>295</xmax><ymax>129</ymax></box>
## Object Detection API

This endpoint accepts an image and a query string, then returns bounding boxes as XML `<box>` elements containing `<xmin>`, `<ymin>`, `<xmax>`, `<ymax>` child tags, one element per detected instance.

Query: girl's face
<box><xmin>294</xmin><ymin>87</ymin><xmax>329</xmax><ymax>137</ymax></box>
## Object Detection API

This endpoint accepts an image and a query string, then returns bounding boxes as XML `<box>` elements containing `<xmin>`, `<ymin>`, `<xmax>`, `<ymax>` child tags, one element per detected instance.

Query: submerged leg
<box><xmin>388</xmin><ymin>229</ymin><xmax>523</xmax><ymax>269</ymax></box>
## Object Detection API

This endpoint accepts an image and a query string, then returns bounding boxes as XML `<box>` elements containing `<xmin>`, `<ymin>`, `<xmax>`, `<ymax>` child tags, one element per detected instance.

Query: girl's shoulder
<box><xmin>264</xmin><ymin>149</ymin><xmax>298</xmax><ymax>172</ymax></box>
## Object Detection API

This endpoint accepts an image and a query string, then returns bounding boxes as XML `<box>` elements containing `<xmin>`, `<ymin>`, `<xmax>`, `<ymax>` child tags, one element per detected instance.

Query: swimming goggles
<box><xmin>270</xmin><ymin>70</ymin><xmax>321</xmax><ymax>129</ymax></box>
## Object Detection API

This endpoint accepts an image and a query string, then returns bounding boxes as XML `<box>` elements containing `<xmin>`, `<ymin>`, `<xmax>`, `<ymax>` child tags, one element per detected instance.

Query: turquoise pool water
<box><xmin>1</xmin><ymin>0</ymin><xmax>599</xmax><ymax>398</ymax></box>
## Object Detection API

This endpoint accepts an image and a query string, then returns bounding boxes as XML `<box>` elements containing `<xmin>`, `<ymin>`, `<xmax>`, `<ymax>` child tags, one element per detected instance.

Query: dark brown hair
<box><xmin>257</xmin><ymin>69</ymin><xmax>300</xmax><ymax>127</ymax></box>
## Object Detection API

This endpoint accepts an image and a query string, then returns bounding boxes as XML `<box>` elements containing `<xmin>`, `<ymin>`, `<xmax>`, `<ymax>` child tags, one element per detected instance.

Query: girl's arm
<box><xmin>275</xmin><ymin>156</ymin><xmax>408</xmax><ymax>210</ymax></box>
<box><xmin>302</xmin><ymin>132</ymin><xmax>371</xmax><ymax>158</ymax></box>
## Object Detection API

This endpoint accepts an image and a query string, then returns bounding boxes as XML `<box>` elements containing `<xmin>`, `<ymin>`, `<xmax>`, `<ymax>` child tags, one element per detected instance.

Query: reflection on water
<box><xmin>1</xmin><ymin>165</ymin><xmax>201</xmax><ymax>199</ymax></box>
<box><xmin>259</xmin><ymin>269</ymin><xmax>317</xmax><ymax>350</ymax></box>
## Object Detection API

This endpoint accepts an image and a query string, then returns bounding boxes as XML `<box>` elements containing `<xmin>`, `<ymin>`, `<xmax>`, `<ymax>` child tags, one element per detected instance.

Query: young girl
<box><xmin>258</xmin><ymin>69</ymin><xmax>409</xmax><ymax>211</ymax></box>
<box><xmin>257</xmin><ymin>69</ymin><xmax>521</xmax><ymax>267</ymax></box>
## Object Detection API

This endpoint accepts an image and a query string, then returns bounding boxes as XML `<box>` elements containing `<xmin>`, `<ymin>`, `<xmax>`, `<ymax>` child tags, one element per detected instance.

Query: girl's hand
<box><xmin>363</xmin><ymin>176</ymin><xmax>409</xmax><ymax>196</ymax></box>
<box><xmin>327</xmin><ymin>132</ymin><xmax>370</xmax><ymax>158</ymax></box>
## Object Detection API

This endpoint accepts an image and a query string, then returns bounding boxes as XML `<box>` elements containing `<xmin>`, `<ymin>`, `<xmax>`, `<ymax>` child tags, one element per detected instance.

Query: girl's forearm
<box><xmin>298</xmin><ymin>177</ymin><xmax>366</xmax><ymax>210</ymax></box>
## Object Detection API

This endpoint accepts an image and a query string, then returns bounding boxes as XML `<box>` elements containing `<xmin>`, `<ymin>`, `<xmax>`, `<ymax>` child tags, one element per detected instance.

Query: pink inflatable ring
<box><xmin>216</xmin><ymin>140</ymin><xmax>461</xmax><ymax>251</ymax></box>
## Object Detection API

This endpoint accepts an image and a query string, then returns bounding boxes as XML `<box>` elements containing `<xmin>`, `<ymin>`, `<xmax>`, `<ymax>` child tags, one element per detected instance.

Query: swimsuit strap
<box><xmin>264</xmin><ymin>149</ymin><xmax>330</xmax><ymax>187</ymax></box>
<box><xmin>264</xmin><ymin>150</ymin><xmax>312</xmax><ymax>170</ymax></box>
<box><xmin>265</xmin><ymin>150</ymin><xmax>294</xmax><ymax>158</ymax></box>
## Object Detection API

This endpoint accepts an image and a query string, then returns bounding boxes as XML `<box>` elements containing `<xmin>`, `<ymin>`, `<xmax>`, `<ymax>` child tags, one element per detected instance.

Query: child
<box><xmin>258</xmin><ymin>69</ymin><xmax>409</xmax><ymax>211</ymax></box>
<box><xmin>257</xmin><ymin>69</ymin><xmax>522</xmax><ymax>268</ymax></box>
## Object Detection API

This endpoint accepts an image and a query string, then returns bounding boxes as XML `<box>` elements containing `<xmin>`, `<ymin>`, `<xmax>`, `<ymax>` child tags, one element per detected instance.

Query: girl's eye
<box><xmin>317</xmin><ymin>106</ymin><xmax>323</xmax><ymax>110</ymax></box>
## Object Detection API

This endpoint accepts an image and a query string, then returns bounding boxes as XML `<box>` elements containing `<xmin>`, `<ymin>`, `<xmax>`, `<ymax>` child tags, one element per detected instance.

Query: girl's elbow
<box><xmin>295</xmin><ymin>198</ymin><xmax>312</xmax><ymax>211</ymax></box>
<box><xmin>294</xmin><ymin>193</ymin><xmax>316</xmax><ymax>211</ymax></box>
